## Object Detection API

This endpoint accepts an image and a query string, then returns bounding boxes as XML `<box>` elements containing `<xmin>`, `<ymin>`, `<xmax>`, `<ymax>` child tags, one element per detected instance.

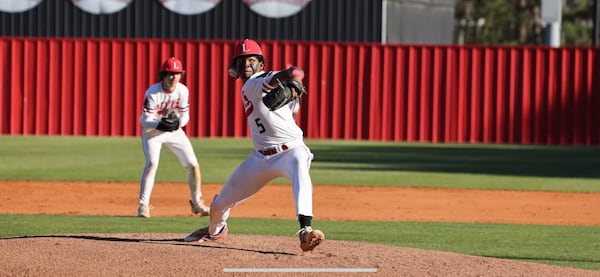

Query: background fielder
<box><xmin>184</xmin><ymin>39</ymin><xmax>324</xmax><ymax>251</ymax></box>
<box><xmin>137</xmin><ymin>57</ymin><xmax>210</xmax><ymax>218</ymax></box>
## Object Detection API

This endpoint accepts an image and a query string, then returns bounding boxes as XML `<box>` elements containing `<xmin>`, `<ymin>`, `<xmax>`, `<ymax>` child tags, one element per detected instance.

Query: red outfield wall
<box><xmin>1</xmin><ymin>37</ymin><xmax>599</xmax><ymax>145</ymax></box>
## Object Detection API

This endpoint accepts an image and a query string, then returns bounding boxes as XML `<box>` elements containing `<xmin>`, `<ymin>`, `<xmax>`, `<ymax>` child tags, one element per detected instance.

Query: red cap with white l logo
<box><xmin>161</xmin><ymin>57</ymin><xmax>185</xmax><ymax>73</ymax></box>
<box><xmin>233</xmin><ymin>39</ymin><xmax>263</xmax><ymax>60</ymax></box>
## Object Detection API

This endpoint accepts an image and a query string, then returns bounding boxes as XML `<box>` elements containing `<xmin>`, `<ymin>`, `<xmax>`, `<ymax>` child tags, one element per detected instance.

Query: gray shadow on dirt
<box><xmin>0</xmin><ymin>235</ymin><xmax>297</xmax><ymax>256</ymax></box>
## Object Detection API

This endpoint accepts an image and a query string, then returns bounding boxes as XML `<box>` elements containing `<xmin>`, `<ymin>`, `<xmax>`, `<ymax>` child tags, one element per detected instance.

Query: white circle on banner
<box><xmin>243</xmin><ymin>0</ymin><xmax>311</xmax><ymax>18</ymax></box>
<box><xmin>0</xmin><ymin>0</ymin><xmax>43</xmax><ymax>13</ymax></box>
<box><xmin>71</xmin><ymin>0</ymin><xmax>132</xmax><ymax>15</ymax></box>
<box><xmin>160</xmin><ymin>0</ymin><xmax>221</xmax><ymax>15</ymax></box>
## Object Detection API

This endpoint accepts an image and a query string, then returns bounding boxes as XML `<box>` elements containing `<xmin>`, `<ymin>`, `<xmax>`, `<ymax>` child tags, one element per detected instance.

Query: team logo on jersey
<box><xmin>242</xmin><ymin>91</ymin><xmax>254</xmax><ymax>117</ymax></box>
<box><xmin>157</xmin><ymin>99</ymin><xmax>181</xmax><ymax>115</ymax></box>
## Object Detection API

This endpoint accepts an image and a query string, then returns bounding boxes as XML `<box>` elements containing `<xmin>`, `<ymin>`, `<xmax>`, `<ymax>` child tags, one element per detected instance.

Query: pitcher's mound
<box><xmin>0</xmin><ymin>233</ymin><xmax>598</xmax><ymax>276</ymax></box>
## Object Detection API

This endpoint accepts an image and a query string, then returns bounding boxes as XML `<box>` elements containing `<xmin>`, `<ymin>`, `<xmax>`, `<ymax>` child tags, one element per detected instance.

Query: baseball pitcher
<box><xmin>184</xmin><ymin>40</ymin><xmax>324</xmax><ymax>251</ymax></box>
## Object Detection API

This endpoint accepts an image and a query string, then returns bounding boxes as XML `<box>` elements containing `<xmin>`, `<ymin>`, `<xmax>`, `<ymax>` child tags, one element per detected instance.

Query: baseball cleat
<box><xmin>297</xmin><ymin>226</ymin><xmax>324</xmax><ymax>251</ymax></box>
<box><xmin>184</xmin><ymin>225</ymin><xmax>228</xmax><ymax>242</ymax></box>
<box><xmin>184</xmin><ymin>226</ymin><xmax>209</xmax><ymax>242</ymax></box>
<box><xmin>189</xmin><ymin>200</ymin><xmax>210</xmax><ymax>216</ymax></box>
<box><xmin>137</xmin><ymin>204</ymin><xmax>150</xmax><ymax>218</ymax></box>
<box><xmin>202</xmin><ymin>225</ymin><xmax>228</xmax><ymax>241</ymax></box>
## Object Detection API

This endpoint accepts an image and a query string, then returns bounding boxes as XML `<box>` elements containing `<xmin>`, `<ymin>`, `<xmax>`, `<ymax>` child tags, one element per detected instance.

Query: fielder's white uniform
<box><xmin>138</xmin><ymin>82</ymin><xmax>202</xmax><ymax>206</ymax></box>
<box><xmin>208</xmin><ymin>70</ymin><xmax>314</xmax><ymax>235</ymax></box>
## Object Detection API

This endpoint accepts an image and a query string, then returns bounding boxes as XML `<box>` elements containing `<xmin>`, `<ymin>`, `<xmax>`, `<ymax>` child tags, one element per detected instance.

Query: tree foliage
<box><xmin>454</xmin><ymin>0</ymin><xmax>595</xmax><ymax>45</ymax></box>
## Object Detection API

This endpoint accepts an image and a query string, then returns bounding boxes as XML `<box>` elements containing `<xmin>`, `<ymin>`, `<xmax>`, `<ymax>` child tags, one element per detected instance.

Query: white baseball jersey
<box><xmin>140</xmin><ymin>82</ymin><xmax>191</xmax><ymax>131</ymax></box>
<box><xmin>242</xmin><ymin>70</ymin><xmax>303</xmax><ymax>150</ymax></box>
<box><xmin>138</xmin><ymin>81</ymin><xmax>201</xmax><ymax>206</ymax></box>
<box><xmin>207</xmin><ymin>69</ymin><xmax>314</xmax><ymax>236</ymax></box>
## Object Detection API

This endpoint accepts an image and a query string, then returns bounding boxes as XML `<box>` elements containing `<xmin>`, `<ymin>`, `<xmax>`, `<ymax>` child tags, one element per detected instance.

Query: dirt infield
<box><xmin>1</xmin><ymin>181</ymin><xmax>599</xmax><ymax>276</ymax></box>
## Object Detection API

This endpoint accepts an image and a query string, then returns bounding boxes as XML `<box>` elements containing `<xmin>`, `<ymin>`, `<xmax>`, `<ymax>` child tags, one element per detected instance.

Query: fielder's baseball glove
<box><xmin>262</xmin><ymin>79</ymin><xmax>307</xmax><ymax>111</ymax></box>
<box><xmin>156</xmin><ymin>111</ymin><xmax>180</xmax><ymax>132</ymax></box>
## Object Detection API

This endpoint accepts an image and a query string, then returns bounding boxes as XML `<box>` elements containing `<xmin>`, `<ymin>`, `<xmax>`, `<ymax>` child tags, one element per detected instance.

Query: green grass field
<box><xmin>1</xmin><ymin>135</ymin><xmax>599</xmax><ymax>270</ymax></box>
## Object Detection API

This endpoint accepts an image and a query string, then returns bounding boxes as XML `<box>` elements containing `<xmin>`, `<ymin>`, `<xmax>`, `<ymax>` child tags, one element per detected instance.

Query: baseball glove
<box><xmin>286</xmin><ymin>79</ymin><xmax>307</xmax><ymax>97</ymax></box>
<box><xmin>156</xmin><ymin>111</ymin><xmax>180</xmax><ymax>132</ymax></box>
<box><xmin>262</xmin><ymin>79</ymin><xmax>307</xmax><ymax>111</ymax></box>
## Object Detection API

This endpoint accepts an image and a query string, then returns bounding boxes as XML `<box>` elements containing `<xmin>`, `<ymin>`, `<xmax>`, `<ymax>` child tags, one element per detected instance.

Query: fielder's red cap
<box><xmin>161</xmin><ymin>57</ymin><xmax>185</xmax><ymax>73</ymax></box>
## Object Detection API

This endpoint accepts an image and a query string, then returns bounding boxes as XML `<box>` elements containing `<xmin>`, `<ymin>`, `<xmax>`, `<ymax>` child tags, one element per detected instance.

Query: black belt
<box><xmin>259</xmin><ymin>144</ymin><xmax>288</xmax><ymax>155</ymax></box>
